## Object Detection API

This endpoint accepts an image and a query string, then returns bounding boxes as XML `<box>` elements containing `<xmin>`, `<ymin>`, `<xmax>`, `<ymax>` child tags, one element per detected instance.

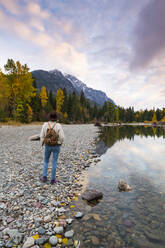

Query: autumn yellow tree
<box><xmin>0</xmin><ymin>70</ymin><xmax>9</xmax><ymax>121</ymax></box>
<box><xmin>40</xmin><ymin>86</ymin><xmax>48</xmax><ymax>109</ymax></box>
<box><xmin>152</xmin><ymin>111</ymin><xmax>157</xmax><ymax>122</ymax></box>
<box><xmin>27</xmin><ymin>104</ymin><xmax>33</xmax><ymax>123</ymax></box>
<box><xmin>63</xmin><ymin>112</ymin><xmax>68</xmax><ymax>119</ymax></box>
<box><xmin>56</xmin><ymin>88</ymin><xmax>64</xmax><ymax>114</ymax></box>
<box><xmin>0</xmin><ymin>70</ymin><xmax>9</xmax><ymax>109</ymax></box>
<box><xmin>4</xmin><ymin>59</ymin><xmax>36</xmax><ymax>117</ymax></box>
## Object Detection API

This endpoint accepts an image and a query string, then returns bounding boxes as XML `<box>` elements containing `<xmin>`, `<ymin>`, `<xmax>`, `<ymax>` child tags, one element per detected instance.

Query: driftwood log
<box><xmin>29</xmin><ymin>134</ymin><xmax>40</xmax><ymax>141</ymax></box>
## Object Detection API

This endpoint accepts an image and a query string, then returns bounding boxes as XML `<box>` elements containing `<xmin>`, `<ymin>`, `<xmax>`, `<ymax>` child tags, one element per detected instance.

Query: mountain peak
<box><xmin>32</xmin><ymin>69</ymin><xmax>114</xmax><ymax>105</ymax></box>
<box><xmin>49</xmin><ymin>69</ymin><xmax>63</xmax><ymax>77</ymax></box>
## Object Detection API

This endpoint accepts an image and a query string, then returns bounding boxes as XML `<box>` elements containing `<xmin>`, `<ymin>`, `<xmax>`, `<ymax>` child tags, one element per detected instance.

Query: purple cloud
<box><xmin>131</xmin><ymin>0</ymin><xmax>165</xmax><ymax>70</ymax></box>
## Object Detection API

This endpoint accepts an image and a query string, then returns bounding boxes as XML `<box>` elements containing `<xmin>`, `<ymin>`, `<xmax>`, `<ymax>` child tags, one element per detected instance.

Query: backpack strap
<box><xmin>48</xmin><ymin>122</ymin><xmax>51</xmax><ymax>129</ymax></box>
<box><xmin>52</xmin><ymin>122</ymin><xmax>56</xmax><ymax>129</ymax></box>
<box><xmin>48</xmin><ymin>122</ymin><xmax>56</xmax><ymax>129</ymax></box>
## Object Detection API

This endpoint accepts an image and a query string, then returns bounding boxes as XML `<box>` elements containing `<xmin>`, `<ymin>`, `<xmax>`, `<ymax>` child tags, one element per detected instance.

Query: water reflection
<box><xmin>71</xmin><ymin>126</ymin><xmax>165</xmax><ymax>248</ymax></box>
<box><xmin>96</xmin><ymin>126</ymin><xmax>165</xmax><ymax>155</ymax></box>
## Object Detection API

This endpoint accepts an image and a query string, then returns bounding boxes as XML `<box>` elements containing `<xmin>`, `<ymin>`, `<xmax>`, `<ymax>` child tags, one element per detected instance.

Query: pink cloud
<box><xmin>26</xmin><ymin>2</ymin><xmax>50</xmax><ymax>19</ymax></box>
<box><xmin>0</xmin><ymin>0</ymin><xmax>21</xmax><ymax>15</ymax></box>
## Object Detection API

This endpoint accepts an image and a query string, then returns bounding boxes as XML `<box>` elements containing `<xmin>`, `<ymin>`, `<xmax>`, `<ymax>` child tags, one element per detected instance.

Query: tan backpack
<box><xmin>43</xmin><ymin>122</ymin><xmax>59</xmax><ymax>146</ymax></box>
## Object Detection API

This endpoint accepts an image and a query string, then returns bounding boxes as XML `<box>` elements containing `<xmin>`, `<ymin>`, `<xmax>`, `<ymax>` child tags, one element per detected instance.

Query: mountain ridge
<box><xmin>32</xmin><ymin>69</ymin><xmax>114</xmax><ymax>106</ymax></box>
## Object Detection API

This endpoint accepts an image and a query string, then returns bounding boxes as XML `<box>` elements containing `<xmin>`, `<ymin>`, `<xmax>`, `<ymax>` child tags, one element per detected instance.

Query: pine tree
<box><xmin>67</xmin><ymin>94</ymin><xmax>73</xmax><ymax>121</ymax></box>
<box><xmin>80</xmin><ymin>90</ymin><xmax>86</xmax><ymax>106</ymax></box>
<box><xmin>115</xmin><ymin>107</ymin><xmax>119</xmax><ymax>122</ymax></box>
<box><xmin>49</xmin><ymin>90</ymin><xmax>56</xmax><ymax>109</ymax></box>
<box><xmin>108</xmin><ymin>101</ymin><xmax>115</xmax><ymax>122</ymax></box>
<box><xmin>93</xmin><ymin>103</ymin><xmax>98</xmax><ymax>120</ymax></box>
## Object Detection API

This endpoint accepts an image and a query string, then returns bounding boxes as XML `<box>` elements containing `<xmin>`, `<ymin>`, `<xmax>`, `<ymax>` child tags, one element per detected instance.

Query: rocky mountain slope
<box><xmin>32</xmin><ymin>69</ymin><xmax>114</xmax><ymax>105</ymax></box>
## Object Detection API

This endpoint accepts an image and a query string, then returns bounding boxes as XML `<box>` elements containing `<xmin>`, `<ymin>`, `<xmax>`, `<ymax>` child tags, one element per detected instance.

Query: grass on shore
<box><xmin>0</xmin><ymin>120</ymin><xmax>43</xmax><ymax>126</ymax></box>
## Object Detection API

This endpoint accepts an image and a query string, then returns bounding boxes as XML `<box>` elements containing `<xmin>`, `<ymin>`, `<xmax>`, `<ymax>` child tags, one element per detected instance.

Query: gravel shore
<box><xmin>0</xmin><ymin>124</ymin><xmax>99</xmax><ymax>247</ymax></box>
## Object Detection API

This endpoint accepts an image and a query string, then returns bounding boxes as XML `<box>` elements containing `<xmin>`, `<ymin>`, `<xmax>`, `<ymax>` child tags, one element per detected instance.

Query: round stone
<box><xmin>38</xmin><ymin>227</ymin><xmax>46</xmax><ymax>235</ymax></box>
<box><xmin>75</xmin><ymin>212</ymin><xmax>84</xmax><ymax>218</ymax></box>
<box><xmin>54</xmin><ymin>226</ymin><xmax>63</xmax><ymax>234</ymax></box>
<box><xmin>64</xmin><ymin>230</ymin><xmax>74</xmax><ymax>238</ymax></box>
<box><xmin>49</xmin><ymin>236</ymin><xmax>58</xmax><ymax>246</ymax></box>
<box><xmin>44</xmin><ymin>215</ymin><xmax>51</xmax><ymax>223</ymax></box>
<box><xmin>22</xmin><ymin>237</ymin><xmax>35</xmax><ymax>248</ymax></box>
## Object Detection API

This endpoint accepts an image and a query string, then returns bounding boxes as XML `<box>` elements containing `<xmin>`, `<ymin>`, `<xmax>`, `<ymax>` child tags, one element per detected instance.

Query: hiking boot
<box><xmin>40</xmin><ymin>176</ymin><xmax>47</xmax><ymax>182</ymax></box>
<box><xmin>50</xmin><ymin>179</ymin><xmax>57</xmax><ymax>184</ymax></box>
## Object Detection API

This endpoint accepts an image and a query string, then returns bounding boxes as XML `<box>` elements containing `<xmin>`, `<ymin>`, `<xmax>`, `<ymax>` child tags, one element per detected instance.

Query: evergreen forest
<box><xmin>0</xmin><ymin>59</ymin><xmax>165</xmax><ymax>123</ymax></box>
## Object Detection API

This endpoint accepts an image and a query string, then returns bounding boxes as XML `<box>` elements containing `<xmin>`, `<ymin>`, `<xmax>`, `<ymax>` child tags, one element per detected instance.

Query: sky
<box><xmin>0</xmin><ymin>0</ymin><xmax>165</xmax><ymax>110</ymax></box>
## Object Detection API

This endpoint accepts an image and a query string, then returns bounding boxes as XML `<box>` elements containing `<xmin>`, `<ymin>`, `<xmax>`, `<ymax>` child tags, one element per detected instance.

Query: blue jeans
<box><xmin>43</xmin><ymin>145</ymin><xmax>60</xmax><ymax>181</ymax></box>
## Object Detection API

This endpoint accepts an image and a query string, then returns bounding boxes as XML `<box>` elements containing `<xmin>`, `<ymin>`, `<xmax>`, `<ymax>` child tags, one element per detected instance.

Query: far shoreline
<box><xmin>1</xmin><ymin>121</ymin><xmax>165</xmax><ymax>127</ymax></box>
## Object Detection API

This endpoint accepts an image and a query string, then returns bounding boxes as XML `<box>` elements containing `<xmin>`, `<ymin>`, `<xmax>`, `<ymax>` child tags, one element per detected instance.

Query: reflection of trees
<box><xmin>97</xmin><ymin>126</ymin><xmax>165</xmax><ymax>150</ymax></box>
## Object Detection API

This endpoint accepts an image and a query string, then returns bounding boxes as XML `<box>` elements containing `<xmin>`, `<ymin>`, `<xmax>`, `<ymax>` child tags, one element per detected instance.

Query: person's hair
<box><xmin>49</xmin><ymin>111</ymin><xmax>58</xmax><ymax>121</ymax></box>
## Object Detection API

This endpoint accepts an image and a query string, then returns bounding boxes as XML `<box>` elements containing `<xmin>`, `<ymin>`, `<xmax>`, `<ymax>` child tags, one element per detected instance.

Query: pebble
<box><xmin>64</xmin><ymin>230</ymin><xmax>74</xmax><ymax>238</ymax></box>
<box><xmin>54</xmin><ymin>226</ymin><xmax>63</xmax><ymax>234</ymax></box>
<box><xmin>44</xmin><ymin>215</ymin><xmax>51</xmax><ymax>223</ymax></box>
<box><xmin>22</xmin><ymin>237</ymin><xmax>35</xmax><ymax>248</ymax></box>
<box><xmin>75</xmin><ymin>212</ymin><xmax>84</xmax><ymax>218</ymax></box>
<box><xmin>36</xmin><ymin>237</ymin><xmax>48</xmax><ymax>245</ymax></box>
<box><xmin>0</xmin><ymin>203</ymin><xmax>6</xmax><ymax>209</ymax></box>
<box><xmin>91</xmin><ymin>236</ymin><xmax>99</xmax><ymax>245</ymax></box>
<box><xmin>66</xmin><ymin>218</ymin><xmax>73</xmax><ymax>224</ymax></box>
<box><xmin>38</xmin><ymin>227</ymin><xmax>46</xmax><ymax>235</ymax></box>
<box><xmin>49</xmin><ymin>236</ymin><xmax>58</xmax><ymax>245</ymax></box>
<box><xmin>51</xmin><ymin>201</ymin><xmax>61</xmax><ymax>207</ymax></box>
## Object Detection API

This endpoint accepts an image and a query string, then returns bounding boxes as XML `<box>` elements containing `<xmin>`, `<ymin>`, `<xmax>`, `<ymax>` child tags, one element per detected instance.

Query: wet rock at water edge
<box><xmin>74</xmin><ymin>240</ymin><xmax>81</xmax><ymax>247</ymax></box>
<box><xmin>81</xmin><ymin>189</ymin><xmax>103</xmax><ymax>201</ymax></box>
<box><xmin>66</xmin><ymin>218</ymin><xmax>74</xmax><ymax>224</ymax></box>
<box><xmin>118</xmin><ymin>180</ymin><xmax>132</xmax><ymax>192</ymax></box>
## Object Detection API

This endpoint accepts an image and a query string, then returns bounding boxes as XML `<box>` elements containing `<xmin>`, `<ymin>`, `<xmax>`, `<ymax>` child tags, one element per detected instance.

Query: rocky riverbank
<box><xmin>0</xmin><ymin>124</ymin><xmax>99</xmax><ymax>247</ymax></box>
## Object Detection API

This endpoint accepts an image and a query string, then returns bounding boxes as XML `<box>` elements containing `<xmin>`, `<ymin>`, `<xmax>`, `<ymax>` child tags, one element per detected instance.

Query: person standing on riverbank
<box><xmin>40</xmin><ymin>111</ymin><xmax>64</xmax><ymax>184</ymax></box>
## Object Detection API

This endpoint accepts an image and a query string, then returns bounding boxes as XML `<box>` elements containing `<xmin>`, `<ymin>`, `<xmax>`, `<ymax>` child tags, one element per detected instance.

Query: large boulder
<box><xmin>81</xmin><ymin>189</ymin><xmax>103</xmax><ymax>201</ymax></box>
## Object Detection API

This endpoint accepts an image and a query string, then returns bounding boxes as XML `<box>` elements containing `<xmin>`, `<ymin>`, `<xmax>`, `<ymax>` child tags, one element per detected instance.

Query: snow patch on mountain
<box><xmin>65</xmin><ymin>74</ymin><xmax>113</xmax><ymax>105</ymax></box>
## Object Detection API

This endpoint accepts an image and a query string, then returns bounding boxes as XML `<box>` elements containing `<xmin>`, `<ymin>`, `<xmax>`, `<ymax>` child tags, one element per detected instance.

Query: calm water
<box><xmin>71</xmin><ymin>126</ymin><xmax>165</xmax><ymax>248</ymax></box>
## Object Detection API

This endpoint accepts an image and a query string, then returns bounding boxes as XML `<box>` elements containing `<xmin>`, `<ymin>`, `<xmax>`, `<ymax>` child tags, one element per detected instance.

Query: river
<box><xmin>71</xmin><ymin>126</ymin><xmax>165</xmax><ymax>248</ymax></box>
